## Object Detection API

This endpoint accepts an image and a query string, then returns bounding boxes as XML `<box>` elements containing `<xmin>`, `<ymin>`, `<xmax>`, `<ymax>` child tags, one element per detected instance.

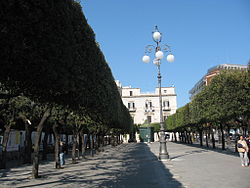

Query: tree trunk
<box><xmin>189</xmin><ymin>132</ymin><xmax>193</xmax><ymax>144</ymax></box>
<box><xmin>97</xmin><ymin>134</ymin><xmax>100</xmax><ymax>148</ymax></box>
<box><xmin>65</xmin><ymin>134</ymin><xmax>69</xmax><ymax>155</ymax></box>
<box><xmin>100</xmin><ymin>134</ymin><xmax>104</xmax><ymax>152</ymax></box>
<box><xmin>111</xmin><ymin>134</ymin><xmax>115</xmax><ymax>146</ymax></box>
<box><xmin>182</xmin><ymin>132</ymin><xmax>185</xmax><ymax>143</ymax></box>
<box><xmin>210</xmin><ymin>128</ymin><xmax>215</xmax><ymax>149</ymax></box>
<box><xmin>71</xmin><ymin>131</ymin><xmax>77</xmax><ymax>164</ymax></box>
<box><xmin>108</xmin><ymin>135</ymin><xmax>111</xmax><ymax>145</ymax></box>
<box><xmin>174</xmin><ymin>132</ymin><xmax>177</xmax><ymax>142</ymax></box>
<box><xmin>118</xmin><ymin>134</ymin><xmax>120</xmax><ymax>145</ymax></box>
<box><xmin>208</xmin><ymin>130</ymin><xmax>211</xmax><ymax>147</ymax></box>
<box><xmin>243</xmin><ymin>127</ymin><xmax>247</xmax><ymax>137</ymax></box>
<box><xmin>90</xmin><ymin>134</ymin><xmax>94</xmax><ymax>156</ymax></box>
<box><xmin>53</xmin><ymin>123</ymin><xmax>60</xmax><ymax>169</ymax></box>
<box><xmin>24</xmin><ymin>122</ymin><xmax>32</xmax><ymax>164</ymax></box>
<box><xmin>199</xmin><ymin>129</ymin><xmax>203</xmax><ymax>147</ymax></box>
<box><xmin>205</xmin><ymin>131</ymin><xmax>209</xmax><ymax>148</ymax></box>
<box><xmin>179</xmin><ymin>132</ymin><xmax>182</xmax><ymax>142</ymax></box>
<box><xmin>188</xmin><ymin>131</ymin><xmax>191</xmax><ymax>144</ymax></box>
<box><xmin>0</xmin><ymin>124</ymin><xmax>11</xmax><ymax>169</ymax></box>
<box><xmin>80</xmin><ymin>132</ymin><xmax>86</xmax><ymax>159</ymax></box>
<box><xmin>42</xmin><ymin>131</ymin><xmax>48</xmax><ymax>161</ymax></box>
<box><xmin>77</xmin><ymin>133</ymin><xmax>80</xmax><ymax>160</ymax></box>
<box><xmin>115</xmin><ymin>135</ymin><xmax>118</xmax><ymax>146</ymax></box>
<box><xmin>185</xmin><ymin>131</ymin><xmax>189</xmax><ymax>144</ymax></box>
<box><xmin>227</xmin><ymin>125</ymin><xmax>230</xmax><ymax>135</ymax></box>
<box><xmin>96</xmin><ymin>134</ymin><xmax>100</xmax><ymax>152</ymax></box>
<box><xmin>32</xmin><ymin>108</ymin><xmax>51</xmax><ymax>179</ymax></box>
<box><xmin>220</xmin><ymin>123</ymin><xmax>225</xmax><ymax>150</ymax></box>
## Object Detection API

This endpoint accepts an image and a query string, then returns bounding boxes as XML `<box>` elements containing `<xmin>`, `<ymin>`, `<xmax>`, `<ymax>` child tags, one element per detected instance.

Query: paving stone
<box><xmin>0</xmin><ymin>142</ymin><xmax>249</xmax><ymax>188</ymax></box>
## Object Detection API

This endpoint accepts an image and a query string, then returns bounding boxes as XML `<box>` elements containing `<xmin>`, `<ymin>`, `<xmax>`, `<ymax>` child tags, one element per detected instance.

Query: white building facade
<box><xmin>116</xmin><ymin>81</ymin><xmax>177</xmax><ymax>125</ymax></box>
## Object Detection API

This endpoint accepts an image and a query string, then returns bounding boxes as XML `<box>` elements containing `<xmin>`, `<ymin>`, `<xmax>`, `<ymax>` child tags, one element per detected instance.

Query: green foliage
<box><xmin>165</xmin><ymin>115</ymin><xmax>176</xmax><ymax>131</ymax></box>
<box><xmin>0</xmin><ymin>0</ymin><xmax>132</xmax><ymax>132</ymax></box>
<box><xmin>150</xmin><ymin>123</ymin><xmax>161</xmax><ymax>132</ymax></box>
<box><xmin>138</xmin><ymin>123</ymin><xmax>160</xmax><ymax>132</ymax></box>
<box><xmin>207</xmin><ymin>70</ymin><xmax>249</xmax><ymax>122</ymax></box>
<box><xmin>166</xmin><ymin>70</ymin><xmax>250</xmax><ymax>131</ymax></box>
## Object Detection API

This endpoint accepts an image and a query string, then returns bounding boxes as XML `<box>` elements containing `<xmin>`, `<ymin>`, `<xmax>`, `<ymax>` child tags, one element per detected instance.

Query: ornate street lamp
<box><xmin>142</xmin><ymin>26</ymin><xmax>174</xmax><ymax>160</ymax></box>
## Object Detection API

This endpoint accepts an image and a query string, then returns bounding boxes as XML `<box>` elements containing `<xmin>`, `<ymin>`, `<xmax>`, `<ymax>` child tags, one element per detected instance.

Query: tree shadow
<box><xmin>1</xmin><ymin>143</ymin><xmax>184</xmax><ymax>188</ymax></box>
<box><xmin>93</xmin><ymin>143</ymin><xmax>184</xmax><ymax>188</ymax></box>
<box><xmin>172</xmin><ymin>142</ymin><xmax>239</xmax><ymax>158</ymax></box>
<box><xmin>170</xmin><ymin>149</ymin><xmax>209</xmax><ymax>160</ymax></box>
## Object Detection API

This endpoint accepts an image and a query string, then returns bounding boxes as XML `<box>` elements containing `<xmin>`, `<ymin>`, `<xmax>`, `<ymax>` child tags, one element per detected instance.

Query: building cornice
<box><xmin>122</xmin><ymin>94</ymin><xmax>177</xmax><ymax>98</ymax></box>
<box><xmin>122</xmin><ymin>87</ymin><xmax>175</xmax><ymax>89</ymax></box>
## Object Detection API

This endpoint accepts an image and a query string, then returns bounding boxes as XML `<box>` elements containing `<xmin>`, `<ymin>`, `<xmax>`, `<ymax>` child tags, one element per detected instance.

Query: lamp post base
<box><xmin>159</xmin><ymin>152</ymin><xmax>170</xmax><ymax>161</ymax></box>
<box><xmin>158</xmin><ymin>130</ymin><xmax>170</xmax><ymax>161</ymax></box>
<box><xmin>159</xmin><ymin>143</ymin><xmax>170</xmax><ymax>160</ymax></box>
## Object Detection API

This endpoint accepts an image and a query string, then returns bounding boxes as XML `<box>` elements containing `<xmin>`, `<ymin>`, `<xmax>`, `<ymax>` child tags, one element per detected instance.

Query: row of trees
<box><xmin>0</xmin><ymin>0</ymin><xmax>132</xmax><ymax>178</ymax></box>
<box><xmin>166</xmin><ymin>68</ymin><xmax>250</xmax><ymax>150</ymax></box>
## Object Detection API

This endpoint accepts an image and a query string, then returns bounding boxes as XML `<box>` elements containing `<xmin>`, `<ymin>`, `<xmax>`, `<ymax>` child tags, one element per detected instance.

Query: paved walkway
<box><xmin>150</xmin><ymin>142</ymin><xmax>250</xmax><ymax>188</ymax></box>
<box><xmin>0</xmin><ymin>142</ymin><xmax>249</xmax><ymax>188</ymax></box>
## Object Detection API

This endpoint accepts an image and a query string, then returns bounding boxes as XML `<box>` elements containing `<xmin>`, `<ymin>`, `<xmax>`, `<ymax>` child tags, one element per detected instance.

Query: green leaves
<box><xmin>0</xmin><ymin>0</ymin><xmax>132</xmax><ymax>132</ymax></box>
<box><xmin>203</xmin><ymin>70</ymin><xmax>249</xmax><ymax>123</ymax></box>
<box><xmin>166</xmin><ymin>69</ymin><xmax>250</xmax><ymax>131</ymax></box>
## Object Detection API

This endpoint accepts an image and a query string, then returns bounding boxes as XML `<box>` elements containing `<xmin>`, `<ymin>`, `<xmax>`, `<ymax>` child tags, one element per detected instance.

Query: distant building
<box><xmin>116</xmin><ymin>81</ymin><xmax>177</xmax><ymax>125</ymax></box>
<box><xmin>189</xmin><ymin>64</ymin><xmax>248</xmax><ymax>100</ymax></box>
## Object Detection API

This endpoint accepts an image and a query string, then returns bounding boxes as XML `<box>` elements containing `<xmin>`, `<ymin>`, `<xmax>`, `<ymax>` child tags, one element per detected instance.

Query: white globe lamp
<box><xmin>155</xmin><ymin>50</ymin><xmax>164</xmax><ymax>60</ymax></box>
<box><xmin>142</xmin><ymin>55</ymin><xmax>150</xmax><ymax>63</ymax></box>
<box><xmin>153</xmin><ymin>31</ymin><xmax>161</xmax><ymax>41</ymax></box>
<box><xmin>166</xmin><ymin>54</ymin><xmax>174</xmax><ymax>62</ymax></box>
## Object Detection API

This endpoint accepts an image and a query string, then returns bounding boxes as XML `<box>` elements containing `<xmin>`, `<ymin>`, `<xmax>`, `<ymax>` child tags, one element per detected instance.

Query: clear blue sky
<box><xmin>81</xmin><ymin>0</ymin><xmax>250</xmax><ymax>108</ymax></box>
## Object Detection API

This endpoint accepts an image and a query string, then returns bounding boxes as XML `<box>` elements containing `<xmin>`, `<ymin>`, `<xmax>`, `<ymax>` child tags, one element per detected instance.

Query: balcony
<box><xmin>163</xmin><ymin>106</ymin><xmax>171</xmax><ymax>111</ymax></box>
<box><xmin>128</xmin><ymin>107</ymin><xmax>136</xmax><ymax>112</ymax></box>
<box><xmin>145</xmin><ymin>107</ymin><xmax>155</xmax><ymax>113</ymax></box>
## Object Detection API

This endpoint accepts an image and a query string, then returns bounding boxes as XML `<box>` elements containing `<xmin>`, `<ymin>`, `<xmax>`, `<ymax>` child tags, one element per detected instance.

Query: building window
<box><xmin>145</xmin><ymin>101</ymin><xmax>153</xmax><ymax>108</ymax></box>
<box><xmin>147</xmin><ymin>116</ymin><xmax>152</xmax><ymax>124</ymax></box>
<box><xmin>163</xmin><ymin>101</ymin><xmax>169</xmax><ymax>107</ymax></box>
<box><xmin>128</xmin><ymin>102</ymin><xmax>135</xmax><ymax>109</ymax></box>
<box><xmin>130</xmin><ymin>91</ymin><xmax>133</xmax><ymax>96</ymax></box>
<box><xmin>164</xmin><ymin>90</ymin><xmax>167</xmax><ymax>93</ymax></box>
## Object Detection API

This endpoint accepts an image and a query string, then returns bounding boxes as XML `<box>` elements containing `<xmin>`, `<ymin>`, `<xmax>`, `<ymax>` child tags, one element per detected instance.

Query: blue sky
<box><xmin>81</xmin><ymin>0</ymin><xmax>250</xmax><ymax>108</ymax></box>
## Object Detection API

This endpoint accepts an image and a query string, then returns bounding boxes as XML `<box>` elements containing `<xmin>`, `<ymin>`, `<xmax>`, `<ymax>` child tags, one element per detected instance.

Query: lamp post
<box><xmin>142</xmin><ymin>26</ymin><xmax>174</xmax><ymax>160</ymax></box>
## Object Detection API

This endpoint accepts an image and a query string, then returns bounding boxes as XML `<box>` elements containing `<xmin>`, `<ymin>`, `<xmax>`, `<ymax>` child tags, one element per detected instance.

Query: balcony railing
<box><xmin>128</xmin><ymin>107</ymin><xmax>136</xmax><ymax>112</ymax></box>
<box><xmin>145</xmin><ymin>107</ymin><xmax>155</xmax><ymax>112</ymax></box>
<box><xmin>163</xmin><ymin>106</ymin><xmax>171</xmax><ymax>111</ymax></box>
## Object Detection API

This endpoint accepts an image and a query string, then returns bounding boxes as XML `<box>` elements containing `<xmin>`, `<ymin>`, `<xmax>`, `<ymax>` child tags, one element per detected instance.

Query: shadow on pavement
<box><xmin>170</xmin><ymin>149</ymin><xmax>209</xmax><ymax>160</ymax></box>
<box><xmin>96</xmin><ymin>143</ymin><xmax>183</xmax><ymax>188</ymax></box>
<box><xmin>1</xmin><ymin>143</ymin><xmax>184</xmax><ymax>188</ymax></box>
<box><xmin>172</xmin><ymin>142</ymin><xmax>239</xmax><ymax>158</ymax></box>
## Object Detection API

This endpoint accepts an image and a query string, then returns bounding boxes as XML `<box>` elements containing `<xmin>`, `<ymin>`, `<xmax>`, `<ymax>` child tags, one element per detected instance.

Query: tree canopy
<box><xmin>166</xmin><ymin>70</ymin><xmax>250</xmax><ymax>131</ymax></box>
<box><xmin>0</xmin><ymin>0</ymin><xmax>132</xmax><ymax>130</ymax></box>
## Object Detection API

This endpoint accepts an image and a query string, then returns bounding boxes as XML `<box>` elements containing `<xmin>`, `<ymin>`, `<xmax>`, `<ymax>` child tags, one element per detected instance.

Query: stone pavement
<box><xmin>150</xmin><ymin>142</ymin><xmax>250</xmax><ymax>188</ymax></box>
<box><xmin>0</xmin><ymin>142</ymin><xmax>249</xmax><ymax>188</ymax></box>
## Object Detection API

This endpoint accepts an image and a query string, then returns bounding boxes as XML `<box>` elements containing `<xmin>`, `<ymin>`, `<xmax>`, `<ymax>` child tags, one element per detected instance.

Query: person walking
<box><xmin>59</xmin><ymin>141</ymin><xmax>66</xmax><ymax>168</ymax></box>
<box><xmin>237</xmin><ymin>135</ymin><xmax>249</xmax><ymax>167</ymax></box>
